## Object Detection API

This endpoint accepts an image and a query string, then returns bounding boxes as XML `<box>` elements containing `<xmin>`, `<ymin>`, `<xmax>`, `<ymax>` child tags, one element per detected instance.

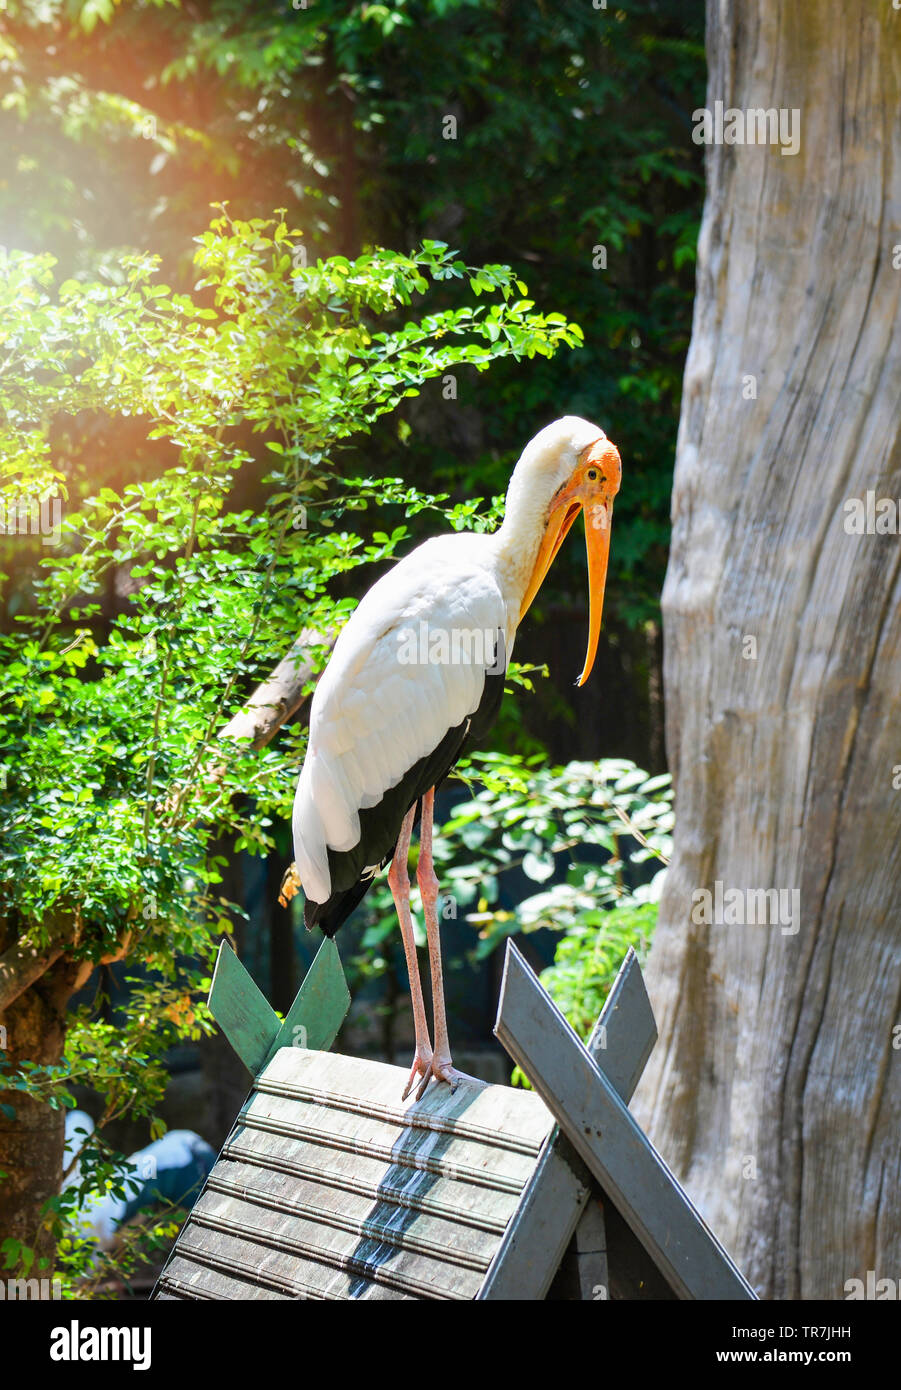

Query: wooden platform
<box><xmin>155</xmin><ymin>1048</ymin><xmax>555</xmax><ymax>1300</ymax></box>
<box><xmin>153</xmin><ymin>938</ymin><xmax>757</xmax><ymax>1301</ymax></box>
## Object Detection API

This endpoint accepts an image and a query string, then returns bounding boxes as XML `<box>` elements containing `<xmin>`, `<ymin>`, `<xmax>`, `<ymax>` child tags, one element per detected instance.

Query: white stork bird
<box><xmin>286</xmin><ymin>416</ymin><xmax>621</xmax><ymax>1100</ymax></box>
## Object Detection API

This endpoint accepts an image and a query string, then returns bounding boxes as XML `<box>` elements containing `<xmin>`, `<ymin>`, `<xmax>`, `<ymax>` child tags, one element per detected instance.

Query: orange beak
<box><xmin>519</xmin><ymin>436</ymin><xmax>621</xmax><ymax>686</ymax></box>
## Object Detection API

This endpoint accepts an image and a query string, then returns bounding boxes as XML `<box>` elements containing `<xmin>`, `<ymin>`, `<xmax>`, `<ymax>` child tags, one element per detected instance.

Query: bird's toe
<box><xmin>402</xmin><ymin>1048</ymin><xmax>433</xmax><ymax>1102</ymax></box>
<box><xmin>429</xmin><ymin>1056</ymin><xmax>465</xmax><ymax>1095</ymax></box>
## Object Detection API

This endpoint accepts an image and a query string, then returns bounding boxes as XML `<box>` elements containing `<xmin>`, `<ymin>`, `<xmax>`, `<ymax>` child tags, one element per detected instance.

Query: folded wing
<box><xmin>292</xmin><ymin>537</ymin><xmax>510</xmax><ymax>906</ymax></box>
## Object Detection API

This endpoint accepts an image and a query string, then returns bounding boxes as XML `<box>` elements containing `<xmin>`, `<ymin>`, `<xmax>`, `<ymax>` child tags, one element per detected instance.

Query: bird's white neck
<box><xmin>488</xmin><ymin>428</ymin><xmax>582</xmax><ymax>615</ymax></box>
<box><xmin>489</xmin><ymin>484</ymin><xmax>554</xmax><ymax>616</ymax></box>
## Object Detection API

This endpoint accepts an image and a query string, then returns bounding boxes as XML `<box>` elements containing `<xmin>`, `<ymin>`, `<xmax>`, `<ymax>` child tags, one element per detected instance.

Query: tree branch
<box><xmin>217</xmin><ymin>625</ymin><xmax>331</xmax><ymax>750</ymax></box>
<box><xmin>0</xmin><ymin>916</ymin><xmax>79</xmax><ymax>1014</ymax></box>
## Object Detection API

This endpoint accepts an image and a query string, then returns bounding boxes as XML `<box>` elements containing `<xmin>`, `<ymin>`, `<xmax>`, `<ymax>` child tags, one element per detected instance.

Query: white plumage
<box><xmin>292</xmin><ymin>532</ymin><xmax>514</xmax><ymax>903</ymax></box>
<box><xmin>291</xmin><ymin>417</ymin><xmax>623</xmax><ymax>918</ymax></box>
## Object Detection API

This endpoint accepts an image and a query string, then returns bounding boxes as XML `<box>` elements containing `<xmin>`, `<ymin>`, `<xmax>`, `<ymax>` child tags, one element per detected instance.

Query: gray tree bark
<box><xmin>632</xmin><ymin>0</ymin><xmax>901</xmax><ymax>1300</ymax></box>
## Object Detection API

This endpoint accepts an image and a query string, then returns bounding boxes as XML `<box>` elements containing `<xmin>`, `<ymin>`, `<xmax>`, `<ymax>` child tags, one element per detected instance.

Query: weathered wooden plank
<box><xmin>158</xmin><ymin>1255</ymin><xmax>295</xmax><ymax>1301</ymax></box>
<box><xmin>208</xmin><ymin>938</ymin><xmax>351</xmax><ymax>1077</ymax></box>
<box><xmin>585</xmin><ymin>945</ymin><xmax>657</xmax><ymax>1096</ymax></box>
<box><xmin>155</xmin><ymin>1046</ymin><xmax>559</xmax><ymax>1301</ymax></box>
<box><xmin>208</xmin><ymin>939</ymin><xmax>280</xmax><ymax>1076</ymax></box>
<box><xmin>478</xmin><ymin>946</ymin><xmax>658</xmax><ymax>1300</ymax></box>
<box><xmin>204</xmin><ymin>1161</ymin><xmax>500</xmax><ymax>1270</ymax></box>
<box><xmin>159</xmin><ymin>1245</ymin><xmax>412</xmax><ymax>1301</ymax></box>
<box><xmin>571</xmin><ymin>1195</ymin><xmax>609</xmax><ymax>1301</ymax></box>
<box><xmin>189</xmin><ymin>1186</ymin><xmax>485</xmax><ymax>1300</ymax></box>
<box><xmin>168</xmin><ymin>1227</ymin><xmax>430</xmax><ymax>1300</ymax></box>
<box><xmin>261</xmin><ymin>1046</ymin><xmax>552</xmax><ymax>1149</ymax></box>
<box><xmin>222</xmin><ymin>1127</ymin><xmax>521</xmax><ymax>1234</ymax></box>
<box><xmin>264</xmin><ymin>937</ymin><xmax>350</xmax><ymax>1062</ymax></box>
<box><xmin>494</xmin><ymin>942</ymin><xmax>757</xmax><ymax>1301</ymax></box>
<box><xmin>240</xmin><ymin>1085</ymin><xmax>542</xmax><ymax>1192</ymax></box>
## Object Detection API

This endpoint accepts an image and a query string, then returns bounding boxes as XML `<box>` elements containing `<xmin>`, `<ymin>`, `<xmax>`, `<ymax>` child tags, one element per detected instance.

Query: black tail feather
<box><xmin>303</xmin><ymin>874</ymin><xmax>379</xmax><ymax>938</ymax></box>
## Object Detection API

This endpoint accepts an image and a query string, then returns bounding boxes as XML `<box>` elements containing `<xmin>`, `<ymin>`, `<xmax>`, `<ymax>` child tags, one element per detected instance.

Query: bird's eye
<box><xmin>587</xmin><ymin>468</ymin><xmax>598</xmax><ymax>481</ymax></box>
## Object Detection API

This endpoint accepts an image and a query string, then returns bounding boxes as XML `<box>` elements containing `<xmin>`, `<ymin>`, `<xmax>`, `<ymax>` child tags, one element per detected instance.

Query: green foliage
<box><xmin>0</xmin><ymin>209</ymin><xmax>581</xmax><ymax>1286</ymax></box>
<box><xmin>350</xmin><ymin>753</ymin><xmax>672</xmax><ymax>1054</ymax></box>
<box><xmin>539</xmin><ymin>902</ymin><xmax>657</xmax><ymax>1044</ymax></box>
<box><xmin>434</xmin><ymin>754</ymin><xmax>672</xmax><ymax>946</ymax></box>
<box><xmin>3</xmin><ymin>1202</ymin><xmax>187</xmax><ymax>1300</ymax></box>
<box><xmin>0</xmin><ymin>0</ymin><xmax>704</xmax><ymax>631</ymax></box>
<box><xmin>423</xmin><ymin>753</ymin><xmax>673</xmax><ymax>1079</ymax></box>
<box><xmin>1</xmin><ymin>212</ymin><xmax>581</xmax><ymax>936</ymax></box>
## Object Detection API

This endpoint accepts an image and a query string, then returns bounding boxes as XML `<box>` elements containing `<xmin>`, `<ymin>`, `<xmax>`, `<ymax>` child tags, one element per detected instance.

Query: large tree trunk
<box><xmin>633</xmin><ymin>1</ymin><xmax>901</xmax><ymax>1299</ymax></box>
<box><xmin>0</xmin><ymin>959</ymin><xmax>77</xmax><ymax>1257</ymax></box>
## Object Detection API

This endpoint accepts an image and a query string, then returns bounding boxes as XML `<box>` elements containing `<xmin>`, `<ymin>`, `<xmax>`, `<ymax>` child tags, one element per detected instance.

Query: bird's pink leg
<box><xmin>389</xmin><ymin>802</ymin><xmax>434</xmax><ymax>1101</ymax></box>
<box><xmin>415</xmin><ymin>787</ymin><xmax>466</xmax><ymax>1101</ymax></box>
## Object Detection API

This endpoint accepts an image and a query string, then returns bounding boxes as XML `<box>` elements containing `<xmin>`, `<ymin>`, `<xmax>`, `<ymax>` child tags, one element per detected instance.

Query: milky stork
<box><xmin>284</xmin><ymin>417</ymin><xmax>621</xmax><ymax>1100</ymax></box>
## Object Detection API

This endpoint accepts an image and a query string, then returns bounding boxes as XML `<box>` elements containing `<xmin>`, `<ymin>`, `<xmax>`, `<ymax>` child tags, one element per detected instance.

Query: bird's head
<box><xmin>512</xmin><ymin>416</ymin><xmax>621</xmax><ymax>686</ymax></box>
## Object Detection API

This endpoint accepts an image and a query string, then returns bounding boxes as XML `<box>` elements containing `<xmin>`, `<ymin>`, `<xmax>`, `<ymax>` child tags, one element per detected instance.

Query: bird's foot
<box><xmin>401</xmin><ymin>1047</ymin><xmax>434</xmax><ymax>1102</ymax></box>
<box><xmin>278</xmin><ymin>863</ymin><xmax>302</xmax><ymax>908</ymax></box>
<box><xmin>412</xmin><ymin>1052</ymin><xmax>465</xmax><ymax>1104</ymax></box>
